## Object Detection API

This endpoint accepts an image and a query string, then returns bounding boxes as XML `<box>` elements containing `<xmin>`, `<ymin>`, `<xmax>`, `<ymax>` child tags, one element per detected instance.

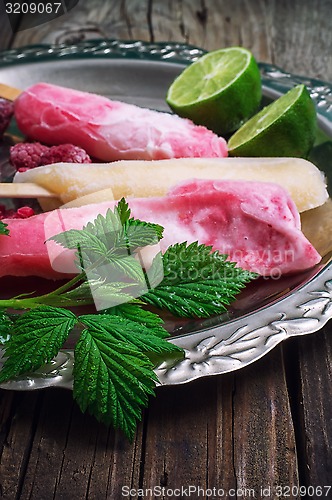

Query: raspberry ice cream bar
<box><xmin>14</xmin><ymin>157</ymin><xmax>328</xmax><ymax>213</ymax></box>
<box><xmin>14</xmin><ymin>83</ymin><xmax>228</xmax><ymax>161</ymax></box>
<box><xmin>0</xmin><ymin>179</ymin><xmax>321</xmax><ymax>279</ymax></box>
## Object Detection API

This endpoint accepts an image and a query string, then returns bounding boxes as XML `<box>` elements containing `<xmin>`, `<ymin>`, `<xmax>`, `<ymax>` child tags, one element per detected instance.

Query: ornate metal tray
<box><xmin>0</xmin><ymin>40</ymin><xmax>332</xmax><ymax>390</ymax></box>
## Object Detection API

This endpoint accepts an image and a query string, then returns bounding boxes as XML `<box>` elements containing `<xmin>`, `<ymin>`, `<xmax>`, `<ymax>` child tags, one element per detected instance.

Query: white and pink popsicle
<box><xmin>0</xmin><ymin>179</ymin><xmax>321</xmax><ymax>279</ymax></box>
<box><xmin>14</xmin><ymin>83</ymin><xmax>228</xmax><ymax>161</ymax></box>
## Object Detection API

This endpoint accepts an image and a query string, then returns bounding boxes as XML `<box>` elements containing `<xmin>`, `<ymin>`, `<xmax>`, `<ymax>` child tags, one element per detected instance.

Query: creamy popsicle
<box><xmin>0</xmin><ymin>179</ymin><xmax>321</xmax><ymax>279</ymax></box>
<box><xmin>14</xmin><ymin>157</ymin><xmax>328</xmax><ymax>213</ymax></box>
<box><xmin>14</xmin><ymin>83</ymin><xmax>228</xmax><ymax>161</ymax></box>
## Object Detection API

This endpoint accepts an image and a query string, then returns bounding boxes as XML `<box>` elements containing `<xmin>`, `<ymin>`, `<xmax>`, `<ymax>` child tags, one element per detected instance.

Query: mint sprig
<box><xmin>0</xmin><ymin>199</ymin><xmax>256</xmax><ymax>438</ymax></box>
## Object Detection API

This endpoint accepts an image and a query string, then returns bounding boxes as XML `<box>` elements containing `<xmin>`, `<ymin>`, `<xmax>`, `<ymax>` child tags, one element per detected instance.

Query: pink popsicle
<box><xmin>14</xmin><ymin>83</ymin><xmax>228</xmax><ymax>161</ymax></box>
<box><xmin>0</xmin><ymin>180</ymin><xmax>320</xmax><ymax>279</ymax></box>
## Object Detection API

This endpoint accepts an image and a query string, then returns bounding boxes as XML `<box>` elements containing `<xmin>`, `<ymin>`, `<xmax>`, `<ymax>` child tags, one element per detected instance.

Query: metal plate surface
<box><xmin>0</xmin><ymin>39</ymin><xmax>332</xmax><ymax>390</ymax></box>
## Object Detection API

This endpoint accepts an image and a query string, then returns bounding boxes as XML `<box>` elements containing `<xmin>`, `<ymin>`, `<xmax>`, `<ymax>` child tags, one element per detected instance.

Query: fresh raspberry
<box><xmin>0</xmin><ymin>204</ymin><xmax>34</xmax><ymax>219</ymax></box>
<box><xmin>15</xmin><ymin>206</ymin><xmax>35</xmax><ymax>218</ymax></box>
<box><xmin>10</xmin><ymin>142</ymin><xmax>91</xmax><ymax>171</ymax></box>
<box><xmin>0</xmin><ymin>99</ymin><xmax>14</xmax><ymax>139</ymax></box>
<box><xmin>41</xmin><ymin>144</ymin><xmax>91</xmax><ymax>165</ymax></box>
<box><xmin>10</xmin><ymin>142</ymin><xmax>49</xmax><ymax>171</ymax></box>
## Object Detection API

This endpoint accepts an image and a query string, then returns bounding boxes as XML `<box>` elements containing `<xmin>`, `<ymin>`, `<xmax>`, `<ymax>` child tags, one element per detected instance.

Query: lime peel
<box><xmin>166</xmin><ymin>47</ymin><xmax>262</xmax><ymax>135</ymax></box>
<box><xmin>228</xmin><ymin>84</ymin><xmax>317</xmax><ymax>158</ymax></box>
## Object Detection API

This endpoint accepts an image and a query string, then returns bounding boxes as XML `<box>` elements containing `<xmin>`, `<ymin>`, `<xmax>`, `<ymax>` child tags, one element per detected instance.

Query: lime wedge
<box><xmin>166</xmin><ymin>47</ymin><xmax>262</xmax><ymax>135</ymax></box>
<box><xmin>228</xmin><ymin>84</ymin><xmax>317</xmax><ymax>158</ymax></box>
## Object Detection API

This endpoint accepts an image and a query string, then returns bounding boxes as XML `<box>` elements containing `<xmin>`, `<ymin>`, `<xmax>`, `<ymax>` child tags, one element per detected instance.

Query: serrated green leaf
<box><xmin>0</xmin><ymin>221</ymin><xmax>9</xmax><ymax>236</ymax></box>
<box><xmin>50</xmin><ymin>228</ymin><xmax>108</xmax><ymax>255</ymax></box>
<box><xmin>123</xmin><ymin>219</ymin><xmax>164</xmax><ymax>249</ymax></box>
<box><xmin>115</xmin><ymin>197</ymin><xmax>131</xmax><ymax>225</ymax></box>
<box><xmin>61</xmin><ymin>280</ymin><xmax>135</xmax><ymax>306</ymax></box>
<box><xmin>0</xmin><ymin>312</ymin><xmax>13</xmax><ymax>343</ymax></box>
<box><xmin>0</xmin><ymin>306</ymin><xmax>77</xmax><ymax>382</ymax></box>
<box><xmin>104</xmin><ymin>304</ymin><xmax>167</xmax><ymax>338</ymax></box>
<box><xmin>49</xmin><ymin>203</ymin><xmax>163</xmax><ymax>284</ymax></box>
<box><xmin>79</xmin><ymin>314</ymin><xmax>179</xmax><ymax>357</ymax></box>
<box><xmin>142</xmin><ymin>242</ymin><xmax>257</xmax><ymax>317</ymax></box>
<box><xmin>73</xmin><ymin>320</ymin><xmax>159</xmax><ymax>440</ymax></box>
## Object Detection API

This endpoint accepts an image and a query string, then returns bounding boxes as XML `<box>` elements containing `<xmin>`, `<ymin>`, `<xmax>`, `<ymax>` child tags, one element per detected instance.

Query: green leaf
<box><xmin>0</xmin><ymin>221</ymin><xmax>9</xmax><ymax>236</ymax></box>
<box><xmin>82</xmin><ymin>280</ymin><xmax>141</xmax><ymax>311</ymax></box>
<box><xmin>99</xmin><ymin>306</ymin><xmax>184</xmax><ymax>367</ymax></box>
<box><xmin>61</xmin><ymin>280</ymin><xmax>135</xmax><ymax>306</ymax></box>
<box><xmin>105</xmin><ymin>303</ymin><xmax>168</xmax><ymax>338</ymax></box>
<box><xmin>50</xmin><ymin>228</ymin><xmax>108</xmax><ymax>254</ymax></box>
<box><xmin>74</xmin><ymin>317</ymin><xmax>158</xmax><ymax>440</ymax></box>
<box><xmin>115</xmin><ymin>197</ymin><xmax>131</xmax><ymax>225</ymax></box>
<box><xmin>79</xmin><ymin>313</ymin><xmax>179</xmax><ymax>355</ymax></box>
<box><xmin>123</xmin><ymin>219</ymin><xmax>164</xmax><ymax>249</ymax></box>
<box><xmin>115</xmin><ymin>198</ymin><xmax>164</xmax><ymax>247</ymax></box>
<box><xmin>142</xmin><ymin>242</ymin><xmax>257</xmax><ymax>317</ymax></box>
<box><xmin>0</xmin><ymin>306</ymin><xmax>78</xmax><ymax>383</ymax></box>
<box><xmin>0</xmin><ymin>312</ymin><xmax>13</xmax><ymax>343</ymax></box>
<box><xmin>49</xmin><ymin>204</ymin><xmax>163</xmax><ymax>286</ymax></box>
<box><xmin>50</xmin><ymin>205</ymin><xmax>163</xmax><ymax>254</ymax></box>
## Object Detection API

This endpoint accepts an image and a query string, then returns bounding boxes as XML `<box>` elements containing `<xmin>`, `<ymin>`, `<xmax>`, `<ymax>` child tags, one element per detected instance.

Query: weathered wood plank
<box><xmin>0</xmin><ymin>391</ymin><xmax>42</xmax><ymax>499</ymax></box>
<box><xmin>233</xmin><ymin>347</ymin><xmax>299</xmax><ymax>495</ymax></box>
<box><xmin>141</xmin><ymin>375</ymin><xmax>237</xmax><ymax>493</ymax></box>
<box><xmin>295</xmin><ymin>327</ymin><xmax>332</xmax><ymax>487</ymax></box>
<box><xmin>267</xmin><ymin>0</ymin><xmax>332</xmax><ymax>80</ymax></box>
<box><xmin>150</xmin><ymin>0</ymin><xmax>273</xmax><ymax>62</ymax></box>
<box><xmin>9</xmin><ymin>389</ymin><xmax>144</xmax><ymax>500</ymax></box>
<box><xmin>5</xmin><ymin>0</ymin><xmax>332</xmax><ymax>81</ymax></box>
<box><xmin>9</xmin><ymin>0</ymin><xmax>152</xmax><ymax>48</ymax></box>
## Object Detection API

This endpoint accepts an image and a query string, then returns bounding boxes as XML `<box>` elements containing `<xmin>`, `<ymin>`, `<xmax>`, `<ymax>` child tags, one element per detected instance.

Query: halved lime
<box><xmin>228</xmin><ymin>84</ymin><xmax>317</xmax><ymax>158</ymax></box>
<box><xmin>166</xmin><ymin>47</ymin><xmax>262</xmax><ymax>135</ymax></box>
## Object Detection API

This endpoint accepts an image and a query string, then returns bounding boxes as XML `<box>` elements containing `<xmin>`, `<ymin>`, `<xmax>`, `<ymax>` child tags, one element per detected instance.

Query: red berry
<box><xmin>41</xmin><ymin>144</ymin><xmax>91</xmax><ymax>165</ymax></box>
<box><xmin>16</xmin><ymin>206</ymin><xmax>35</xmax><ymax>218</ymax></box>
<box><xmin>0</xmin><ymin>204</ymin><xmax>35</xmax><ymax>219</ymax></box>
<box><xmin>0</xmin><ymin>99</ymin><xmax>14</xmax><ymax>138</ymax></box>
<box><xmin>10</xmin><ymin>142</ymin><xmax>49</xmax><ymax>170</ymax></box>
<box><xmin>10</xmin><ymin>142</ymin><xmax>91</xmax><ymax>171</ymax></box>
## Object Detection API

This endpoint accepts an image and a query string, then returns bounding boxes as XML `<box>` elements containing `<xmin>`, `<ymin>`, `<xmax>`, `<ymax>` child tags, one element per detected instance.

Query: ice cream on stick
<box><xmin>13</xmin><ymin>82</ymin><xmax>228</xmax><ymax>161</ymax></box>
<box><xmin>0</xmin><ymin>179</ymin><xmax>321</xmax><ymax>279</ymax></box>
<box><xmin>13</xmin><ymin>157</ymin><xmax>328</xmax><ymax>213</ymax></box>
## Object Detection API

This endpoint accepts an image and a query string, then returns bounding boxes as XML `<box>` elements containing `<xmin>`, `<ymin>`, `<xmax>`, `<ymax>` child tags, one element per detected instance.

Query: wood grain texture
<box><xmin>1</xmin><ymin>0</ymin><xmax>331</xmax><ymax>80</ymax></box>
<box><xmin>296</xmin><ymin>328</ymin><xmax>332</xmax><ymax>487</ymax></box>
<box><xmin>141</xmin><ymin>375</ymin><xmax>237</xmax><ymax>492</ymax></box>
<box><xmin>233</xmin><ymin>348</ymin><xmax>299</xmax><ymax>493</ymax></box>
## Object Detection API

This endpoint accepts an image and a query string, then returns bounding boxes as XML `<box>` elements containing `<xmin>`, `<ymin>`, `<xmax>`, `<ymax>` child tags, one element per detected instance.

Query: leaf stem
<box><xmin>38</xmin><ymin>272</ymin><xmax>86</xmax><ymax>298</ymax></box>
<box><xmin>0</xmin><ymin>272</ymin><xmax>91</xmax><ymax>310</ymax></box>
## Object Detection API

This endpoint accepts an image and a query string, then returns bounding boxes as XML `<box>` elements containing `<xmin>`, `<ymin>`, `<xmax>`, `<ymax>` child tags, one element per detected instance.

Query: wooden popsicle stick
<box><xmin>0</xmin><ymin>182</ymin><xmax>56</xmax><ymax>199</ymax></box>
<box><xmin>0</xmin><ymin>83</ymin><xmax>22</xmax><ymax>101</ymax></box>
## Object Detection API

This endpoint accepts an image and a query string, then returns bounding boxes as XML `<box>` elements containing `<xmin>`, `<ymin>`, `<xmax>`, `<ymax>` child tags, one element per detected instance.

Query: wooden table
<box><xmin>0</xmin><ymin>1</ymin><xmax>332</xmax><ymax>498</ymax></box>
